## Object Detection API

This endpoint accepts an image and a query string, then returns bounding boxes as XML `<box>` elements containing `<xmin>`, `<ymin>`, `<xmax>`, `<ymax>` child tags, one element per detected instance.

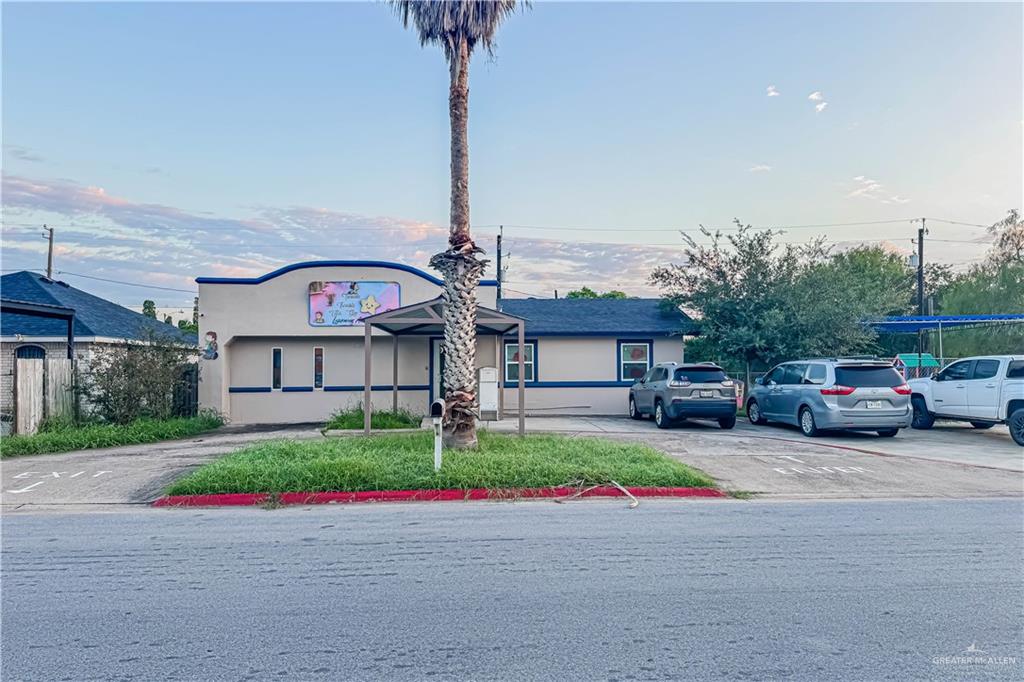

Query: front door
<box><xmin>634</xmin><ymin>367</ymin><xmax>658</xmax><ymax>413</ymax></box>
<box><xmin>967</xmin><ymin>358</ymin><xmax>1001</xmax><ymax>420</ymax></box>
<box><xmin>761</xmin><ymin>366</ymin><xmax>786</xmax><ymax>418</ymax></box>
<box><xmin>932</xmin><ymin>359</ymin><xmax>972</xmax><ymax>416</ymax></box>
<box><xmin>775</xmin><ymin>363</ymin><xmax>808</xmax><ymax>422</ymax></box>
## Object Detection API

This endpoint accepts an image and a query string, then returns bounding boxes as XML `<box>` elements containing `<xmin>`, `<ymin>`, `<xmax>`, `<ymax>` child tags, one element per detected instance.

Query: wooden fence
<box><xmin>14</xmin><ymin>358</ymin><xmax>75</xmax><ymax>435</ymax></box>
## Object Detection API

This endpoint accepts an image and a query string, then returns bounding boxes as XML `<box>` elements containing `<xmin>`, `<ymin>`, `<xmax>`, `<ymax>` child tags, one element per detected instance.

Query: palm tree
<box><xmin>390</xmin><ymin>0</ymin><xmax>527</xmax><ymax>449</ymax></box>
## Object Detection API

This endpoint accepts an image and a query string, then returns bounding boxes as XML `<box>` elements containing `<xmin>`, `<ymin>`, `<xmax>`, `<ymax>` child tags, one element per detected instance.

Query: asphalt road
<box><xmin>3</xmin><ymin>499</ymin><xmax>1022</xmax><ymax>681</ymax></box>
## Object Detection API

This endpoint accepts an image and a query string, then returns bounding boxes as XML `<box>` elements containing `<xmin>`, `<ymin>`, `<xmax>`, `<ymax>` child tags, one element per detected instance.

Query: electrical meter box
<box><xmin>478</xmin><ymin>367</ymin><xmax>499</xmax><ymax>421</ymax></box>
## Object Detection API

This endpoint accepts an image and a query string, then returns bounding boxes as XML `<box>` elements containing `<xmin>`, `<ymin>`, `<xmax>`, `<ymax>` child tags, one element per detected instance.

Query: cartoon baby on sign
<box><xmin>308</xmin><ymin>281</ymin><xmax>400</xmax><ymax>326</ymax></box>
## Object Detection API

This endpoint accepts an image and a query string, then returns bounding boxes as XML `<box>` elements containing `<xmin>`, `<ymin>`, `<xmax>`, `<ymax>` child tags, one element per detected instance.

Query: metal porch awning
<box><xmin>360</xmin><ymin>297</ymin><xmax>528</xmax><ymax>437</ymax></box>
<box><xmin>868</xmin><ymin>314</ymin><xmax>1024</xmax><ymax>334</ymax></box>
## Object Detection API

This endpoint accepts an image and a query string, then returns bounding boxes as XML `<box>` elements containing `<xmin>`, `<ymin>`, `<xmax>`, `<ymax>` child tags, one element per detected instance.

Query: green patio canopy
<box><xmin>894</xmin><ymin>353</ymin><xmax>940</xmax><ymax>369</ymax></box>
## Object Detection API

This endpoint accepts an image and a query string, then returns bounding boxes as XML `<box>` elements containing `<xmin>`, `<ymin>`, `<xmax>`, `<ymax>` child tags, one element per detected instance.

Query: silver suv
<box><xmin>629</xmin><ymin>362</ymin><xmax>738</xmax><ymax>429</ymax></box>
<box><xmin>747</xmin><ymin>358</ymin><xmax>911</xmax><ymax>437</ymax></box>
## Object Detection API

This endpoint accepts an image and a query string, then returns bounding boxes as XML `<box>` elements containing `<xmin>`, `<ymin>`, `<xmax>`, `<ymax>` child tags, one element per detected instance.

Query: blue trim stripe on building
<box><xmin>197</xmin><ymin>260</ymin><xmax>498</xmax><ymax>287</ymax></box>
<box><xmin>231</xmin><ymin>381</ymin><xmax>632</xmax><ymax>393</ymax></box>
<box><xmin>231</xmin><ymin>385</ymin><xmax>430</xmax><ymax>393</ymax></box>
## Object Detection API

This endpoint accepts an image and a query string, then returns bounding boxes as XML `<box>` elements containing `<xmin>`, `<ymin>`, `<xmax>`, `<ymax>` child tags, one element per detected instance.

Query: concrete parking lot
<box><xmin>1</xmin><ymin>425</ymin><xmax>323</xmax><ymax>512</ymax></box>
<box><xmin>2</xmin><ymin>417</ymin><xmax>1020</xmax><ymax>512</ymax></box>
<box><xmin>485</xmin><ymin>416</ymin><xmax>1024</xmax><ymax>499</ymax></box>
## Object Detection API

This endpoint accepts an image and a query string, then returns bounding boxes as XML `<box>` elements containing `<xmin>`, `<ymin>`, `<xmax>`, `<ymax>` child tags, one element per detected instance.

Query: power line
<box><xmin>55</xmin><ymin>270</ymin><xmax>197</xmax><ymax>293</ymax></box>
<box><xmin>928</xmin><ymin>218</ymin><xmax>993</xmax><ymax>229</ymax></box>
<box><xmin>481</xmin><ymin>219</ymin><xmax>917</xmax><ymax>232</ymax></box>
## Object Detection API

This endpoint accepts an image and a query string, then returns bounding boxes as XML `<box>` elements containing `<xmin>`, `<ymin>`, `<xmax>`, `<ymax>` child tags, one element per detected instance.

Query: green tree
<box><xmin>390</xmin><ymin>0</ymin><xmax>528</xmax><ymax>449</ymax></box>
<box><xmin>651</xmin><ymin>224</ymin><xmax>921</xmax><ymax>386</ymax></box>
<box><xmin>565</xmin><ymin>287</ymin><xmax>629</xmax><ymax>299</ymax></box>
<box><xmin>935</xmin><ymin>209</ymin><xmax>1024</xmax><ymax>356</ymax></box>
<box><xmin>651</xmin><ymin>221</ymin><xmax>823</xmax><ymax>387</ymax></box>
<box><xmin>142</xmin><ymin>300</ymin><xmax>157</xmax><ymax>318</ymax></box>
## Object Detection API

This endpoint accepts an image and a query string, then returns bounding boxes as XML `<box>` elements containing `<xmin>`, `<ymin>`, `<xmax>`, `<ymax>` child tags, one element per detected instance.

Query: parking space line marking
<box><xmin>778</xmin><ymin>456</ymin><xmax>805</xmax><ymax>464</ymax></box>
<box><xmin>69</xmin><ymin>471</ymin><xmax>86</xmax><ymax>478</ymax></box>
<box><xmin>8</xmin><ymin>481</ymin><xmax>45</xmax><ymax>494</ymax></box>
<box><xmin>12</xmin><ymin>472</ymin><xmax>38</xmax><ymax>479</ymax></box>
<box><xmin>92</xmin><ymin>471</ymin><xmax>111</xmax><ymax>478</ymax></box>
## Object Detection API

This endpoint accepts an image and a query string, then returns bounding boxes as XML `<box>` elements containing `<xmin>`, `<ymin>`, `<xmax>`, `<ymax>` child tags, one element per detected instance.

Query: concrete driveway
<box><xmin>1</xmin><ymin>425</ymin><xmax>323</xmax><ymax>511</ymax></box>
<box><xmin>484</xmin><ymin>416</ymin><xmax>1024</xmax><ymax>499</ymax></box>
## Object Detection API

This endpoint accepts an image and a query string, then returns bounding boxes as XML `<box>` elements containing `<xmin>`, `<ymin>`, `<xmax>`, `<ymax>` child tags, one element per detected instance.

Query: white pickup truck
<box><xmin>909</xmin><ymin>355</ymin><xmax>1024</xmax><ymax>446</ymax></box>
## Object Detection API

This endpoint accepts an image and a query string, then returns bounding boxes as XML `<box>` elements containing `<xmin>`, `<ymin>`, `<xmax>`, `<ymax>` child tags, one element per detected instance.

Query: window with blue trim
<box><xmin>272</xmin><ymin>348</ymin><xmax>282</xmax><ymax>389</ymax></box>
<box><xmin>504</xmin><ymin>341</ymin><xmax>536</xmax><ymax>383</ymax></box>
<box><xmin>313</xmin><ymin>347</ymin><xmax>324</xmax><ymax>389</ymax></box>
<box><xmin>619</xmin><ymin>341</ymin><xmax>652</xmax><ymax>381</ymax></box>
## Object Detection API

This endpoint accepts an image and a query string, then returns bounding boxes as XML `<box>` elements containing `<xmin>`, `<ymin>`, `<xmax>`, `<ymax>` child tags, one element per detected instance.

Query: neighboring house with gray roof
<box><xmin>0</xmin><ymin>271</ymin><xmax>196</xmax><ymax>421</ymax></box>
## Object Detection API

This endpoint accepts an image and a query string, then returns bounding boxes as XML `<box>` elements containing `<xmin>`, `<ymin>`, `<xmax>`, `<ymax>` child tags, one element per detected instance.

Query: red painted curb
<box><xmin>153</xmin><ymin>486</ymin><xmax>724</xmax><ymax>507</ymax></box>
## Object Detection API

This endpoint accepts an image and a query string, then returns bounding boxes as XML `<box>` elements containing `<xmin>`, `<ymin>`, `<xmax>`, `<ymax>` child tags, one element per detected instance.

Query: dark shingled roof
<box><xmin>1</xmin><ymin>271</ymin><xmax>196</xmax><ymax>344</ymax></box>
<box><xmin>500</xmin><ymin>298</ymin><xmax>696</xmax><ymax>336</ymax></box>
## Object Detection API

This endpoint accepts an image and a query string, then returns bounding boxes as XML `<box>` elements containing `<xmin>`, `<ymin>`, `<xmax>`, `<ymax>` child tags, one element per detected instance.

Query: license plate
<box><xmin>865</xmin><ymin>400</ymin><xmax>883</xmax><ymax>409</ymax></box>
<box><xmin>700</xmin><ymin>390</ymin><xmax>715</xmax><ymax>398</ymax></box>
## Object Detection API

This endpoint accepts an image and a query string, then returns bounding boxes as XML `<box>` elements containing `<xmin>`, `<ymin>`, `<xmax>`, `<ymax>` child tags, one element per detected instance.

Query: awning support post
<box><xmin>392</xmin><ymin>334</ymin><xmax>399</xmax><ymax>413</ymax></box>
<box><xmin>364</xmin><ymin>322</ymin><xmax>372</xmax><ymax>435</ymax></box>
<box><xmin>517</xmin><ymin>321</ymin><xmax>525</xmax><ymax>437</ymax></box>
<box><xmin>496</xmin><ymin>335</ymin><xmax>504</xmax><ymax>420</ymax></box>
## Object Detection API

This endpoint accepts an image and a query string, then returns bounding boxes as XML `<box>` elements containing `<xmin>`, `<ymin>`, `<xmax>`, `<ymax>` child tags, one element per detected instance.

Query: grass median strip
<box><xmin>165</xmin><ymin>431</ymin><xmax>716</xmax><ymax>496</ymax></box>
<box><xmin>1</xmin><ymin>414</ymin><xmax>224</xmax><ymax>458</ymax></box>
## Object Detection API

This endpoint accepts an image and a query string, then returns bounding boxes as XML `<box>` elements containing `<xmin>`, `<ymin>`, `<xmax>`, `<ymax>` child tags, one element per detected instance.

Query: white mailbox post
<box><xmin>430</xmin><ymin>399</ymin><xmax>445</xmax><ymax>471</ymax></box>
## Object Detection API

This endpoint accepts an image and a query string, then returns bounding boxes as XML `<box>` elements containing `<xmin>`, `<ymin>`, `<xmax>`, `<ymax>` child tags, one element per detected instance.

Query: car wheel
<box><xmin>911</xmin><ymin>396</ymin><xmax>934</xmax><ymax>430</ymax></box>
<box><xmin>747</xmin><ymin>400</ymin><xmax>767</xmax><ymax>425</ymax></box>
<box><xmin>629</xmin><ymin>396</ymin><xmax>643</xmax><ymax>420</ymax></box>
<box><xmin>877</xmin><ymin>428</ymin><xmax>899</xmax><ymax>438</ymax></box>
<box><xmin>970</xmin><ymin>421</ymin><xmax>994</xmax><ymax>430</ymax></box>
<box><xmin>799</xmin><ymin>407</ymin><xmax>819</xmax><ymax>437</ymax></box>
<box><xmin>654</xmin><ymin>402</ymin><xmax>672</xmax><ymax>429</ymax></box>
<box><xmin>718</xmin><ymin>415</ymin><xmax>736</xmax><ymax>430</ymax></box>
<box><xmin>1009</xmin><ymin>408</ymin><xmax>1024</xmax><ymax>447</ymax></box>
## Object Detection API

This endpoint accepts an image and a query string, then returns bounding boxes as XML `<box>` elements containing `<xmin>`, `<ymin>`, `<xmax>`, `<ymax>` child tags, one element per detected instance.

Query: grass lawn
<box><xmin>166</xmin><ymin>431</ymin><xmax>715</xmax><ymax>496</ymax></box>
<box><xmin>0</xmin><ymin>414</ymin><xmax>224</xmax><ymax>458</ymax></box>
<box><xmin>325</xmin><ymin>407</ymin><xmax>421</xmax><ymax>430</ymax></box>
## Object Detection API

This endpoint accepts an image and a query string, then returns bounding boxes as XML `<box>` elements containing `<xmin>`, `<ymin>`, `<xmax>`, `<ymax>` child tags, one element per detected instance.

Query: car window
<box><xmin>782</xmin><ymin>364</ymin><xmax>807</xmax><ymax>385</ymax></box>
<box><xmin>653</xmin><ymin>367</ymin><xmax>668</xmax><ymax>382</ymax></box>
<box><xmin>640</xmin><ymin>368</ymin><xmax>657</xmax><ymax>383</ymax></box>
<box><xmin>971</xmin><ymin>359</ymin><xmax>1000</xmax><ymax>380</ymax></box>
<box><xmin>764</xmin><ymin>367</ymin><xmax>784</xmax><ymax>385</ymax></box>
<box><xmin>674</xmin><ymin>368</ymin><xmax>727</xmax><ymax>383</ymax></box>
<box><xmin>834</xmin><ymin>365</ymin><xmax>904</xmax><ymax>387</ymax></box>
<box><xmin>805</xmin><ymin>364</ymin><xmax>827</xmax><ymax>385</ymax></box>
<box><xmin>938</xmin><ymin>361</ymin><xmax>972</xmax><ymax>382</ymax></box>
<box><xmin>1008</xmin><ymin>361</ymin><xmax>1024</xmax><ymax>379</ymax></box>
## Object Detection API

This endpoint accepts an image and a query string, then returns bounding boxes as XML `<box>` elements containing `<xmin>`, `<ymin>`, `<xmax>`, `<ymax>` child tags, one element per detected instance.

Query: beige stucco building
<box><xmin>197</xmin><ymin>261</ymin><xmax>693</xmax><ymax>424</ymax></box>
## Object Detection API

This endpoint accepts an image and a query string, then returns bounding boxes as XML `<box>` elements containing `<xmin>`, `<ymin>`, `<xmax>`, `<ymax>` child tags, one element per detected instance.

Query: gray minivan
<box><xmin>746</xmin><ymin>358</ymin><xmax>911</xmax><ymax>437</ymax></box>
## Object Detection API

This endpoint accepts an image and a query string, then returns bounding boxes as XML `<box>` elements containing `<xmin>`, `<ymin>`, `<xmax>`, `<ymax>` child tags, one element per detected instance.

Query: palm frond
<box><xmin>389</xmin><ymin>0</ymin><xmax>527</xmax><ymax>62</ymax></box>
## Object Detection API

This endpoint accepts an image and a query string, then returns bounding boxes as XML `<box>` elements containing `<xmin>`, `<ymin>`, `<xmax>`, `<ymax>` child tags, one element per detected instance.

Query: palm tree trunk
<box><xmin>430</xmin><ymin>37</ymin><xmax>486</xmax><ymax>450</ymax></box>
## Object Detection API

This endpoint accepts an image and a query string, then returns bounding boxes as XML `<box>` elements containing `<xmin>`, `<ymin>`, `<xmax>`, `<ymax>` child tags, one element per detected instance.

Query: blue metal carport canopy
<box><xmin>869</xmin><ymin>314</ymin><xmax>1024</xmax><ymax>334</ymax></box>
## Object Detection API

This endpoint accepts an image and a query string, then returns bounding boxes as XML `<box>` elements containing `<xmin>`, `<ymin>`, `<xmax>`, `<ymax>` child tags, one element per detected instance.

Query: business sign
<box><xmin>308</xmin><ymin>281</ymin><xmax>401</xmax><ymax>326</ymax></box>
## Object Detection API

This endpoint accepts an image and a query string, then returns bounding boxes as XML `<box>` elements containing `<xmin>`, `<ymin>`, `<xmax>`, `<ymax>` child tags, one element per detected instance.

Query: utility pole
<box><xmin>915</xmin><ymin>218</ymin><xmax>927</xmax><ymax>373</ymax></box>
<box><xmin>42</xmin><ymin>225</ymin><xmax>55</xmax><ymax>279</ymax></box>
<box><xmin>495</xmin><ymin>225</ymin><xmax>503</xmax><ymax>304</ymax></box>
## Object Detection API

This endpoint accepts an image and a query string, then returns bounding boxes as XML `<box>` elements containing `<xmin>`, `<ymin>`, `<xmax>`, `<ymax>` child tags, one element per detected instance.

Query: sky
<box><xmin>2</xmin><ymin>0</ymin><xmax>1021</xmax><ymax>312</ymax></box>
